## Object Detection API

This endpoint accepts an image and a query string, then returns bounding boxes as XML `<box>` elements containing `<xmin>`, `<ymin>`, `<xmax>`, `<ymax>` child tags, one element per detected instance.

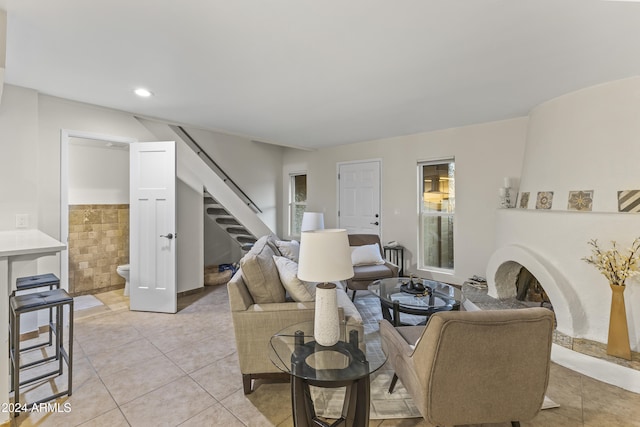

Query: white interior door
<box><xmin>338</xmin><ymin>160</ymin><xmax>381</xmax><ymax>234</ymax></box>
<box><xmin>130</xmin><ymin>141</ymin><xmax>177</xmax><ymax>313</ymax></box>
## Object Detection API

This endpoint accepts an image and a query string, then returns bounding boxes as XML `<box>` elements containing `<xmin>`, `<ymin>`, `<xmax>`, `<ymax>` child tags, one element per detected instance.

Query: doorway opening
<box><xmin>60</xmin><ymin>130</ymin><xmax>136</xmax><ymax>296</ymax></box>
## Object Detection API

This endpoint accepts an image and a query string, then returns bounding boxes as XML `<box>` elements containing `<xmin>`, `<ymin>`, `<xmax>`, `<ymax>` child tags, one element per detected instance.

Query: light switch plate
<box><xmin>15</xmin><ymin>214</ymin><xmax>29</xmax><ymax>229</ymax></box>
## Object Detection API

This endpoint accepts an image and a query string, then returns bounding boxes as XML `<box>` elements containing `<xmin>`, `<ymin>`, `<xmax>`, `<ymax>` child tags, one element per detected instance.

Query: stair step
<box><xmin>203</xmin><ymin>193</ymin><xmax>257</xmax><ymax>248</ymax></box>
<box><xmin>207</xmin><ymin>207</ymin><xmax>230</xmax><ymax>216</ymax></box>
<box><xmin>237</xmin><ymin>236</ymin><xmax>257</xmax><ymax>244</ymax></box>
<box><xmin>216</xmin><ymin>218</ymin><xmax>240</xmax><ymax>226</ymax></box>
<box><xmin>226</xmin><ymin>227</ymin><xmax>251</xmax><ymax>235</ymax></box>
<box><xmin>241</xmin><ymin>243</ymin><xmax>255</xmax><ymax>252</ymax></box>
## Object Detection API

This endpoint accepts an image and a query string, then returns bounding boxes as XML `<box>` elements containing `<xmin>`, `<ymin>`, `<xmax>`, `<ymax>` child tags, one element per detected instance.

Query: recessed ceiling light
<box><xmin>134</xmin><ymin>88</ymin><xmax>153</xmax><ymax>97</ymax></box>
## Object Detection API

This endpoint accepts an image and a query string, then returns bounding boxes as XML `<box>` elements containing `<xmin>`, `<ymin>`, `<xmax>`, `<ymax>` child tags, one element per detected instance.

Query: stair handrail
<box><xmin>173</xmin><ymin>125</ymin><xmax>263</xmax><ymax>213</ymax></box>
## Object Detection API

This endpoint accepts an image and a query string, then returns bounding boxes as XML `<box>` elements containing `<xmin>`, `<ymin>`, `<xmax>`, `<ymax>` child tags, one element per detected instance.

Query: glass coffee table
<box><xmin>369</xmin><ymin>277</ymin><xmax>463</xmax><ymax>326</ymax></box>
<box><xmin>269</xmin><ymin>321</ymin><xmax>387</xmax><ymax>427</ymax></box>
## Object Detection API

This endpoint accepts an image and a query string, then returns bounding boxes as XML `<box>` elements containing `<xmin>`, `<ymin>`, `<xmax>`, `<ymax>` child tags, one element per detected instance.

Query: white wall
<box><xmin>177</xmin><ymin>178</ymin><xmax>204</xmax><ymax>293</ymax></box>
<box><xmin>0</xmin><ymin>85</ymin><xmax>38</xmax><ymax>230</ymax></box>
<box><xmin>521</xmin><ymin>76</ymin><xmax>640</xmax><ymax>212</ymax></box>
<box><xmin>493</xmin><ymin>77</ymin><xmax>640</xmax><ymax>350</ymax></box>
<box><xmin>0</xmin><ymin>85</ymin><xmax>158</xmax><ymax>278</ymax></box>
<box><xmin>68</xmin><ymin>141</ymin><xmax>129</xmax><ymax>204</ymax></box>
<box><xmin>283</xmin><ymin>117</ymin><xmax>528</xmax><ymax>285</ymax></box>
<box><xmin>37</xmin><ymin>93</ymin><xmax>157</xmax><ymax>240</ymax></box>
<box><xmin>36</xmin><ymin>93</ymin><xmax>157</xmax><ymax>276</ymax></box>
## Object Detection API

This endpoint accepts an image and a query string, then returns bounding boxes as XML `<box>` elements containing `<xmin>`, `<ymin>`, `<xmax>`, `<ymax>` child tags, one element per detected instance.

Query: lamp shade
<box><xmin>300</xmin><ymin>212</ymin><xmax>325</xmax><ymax>232</ymax></box>
<box><xmin>298</xmin><ymin>229</ymin><xmax>354</xmax><ymax>283</ymax></box>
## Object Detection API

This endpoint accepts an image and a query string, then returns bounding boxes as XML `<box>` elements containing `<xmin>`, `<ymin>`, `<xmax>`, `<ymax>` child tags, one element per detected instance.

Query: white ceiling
<box><xmin>3</xmin><ymin>0</ymin><xmax>640</xmax><ymax>149</ymax></box>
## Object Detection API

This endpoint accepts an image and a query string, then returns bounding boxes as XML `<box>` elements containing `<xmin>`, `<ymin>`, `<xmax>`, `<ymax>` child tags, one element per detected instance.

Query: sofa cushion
<box><xmin>272</xmin><ymin>255</ymin><xmax>315</xmax><ymax>302</ymax></box>
<box><xmin>240</xmin><ymin>236</ymin><xmax>285</xmax><ymax>303</ymax></box>
<box><xmin>352</xmin><ymin>264</ymin><xmax>395</xmax><ymax>281</ymax></box>
<box><xmin>275</xmin><ymin>239</ymin><xmax>300</xmax><ymax>262</ymax></box>
<box><xmin>351</xmin><ymin>243</ymin><xmax>385</xmax><ymax>266</ymax></box>
<box><xmin>336</xmin><ymin>285</ymin><xmax>362</xmax><ymax>325</ymax></box>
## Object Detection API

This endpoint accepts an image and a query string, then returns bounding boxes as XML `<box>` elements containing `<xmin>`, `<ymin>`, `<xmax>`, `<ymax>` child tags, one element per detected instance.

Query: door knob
<box><xmin>160</xmin><ymin>233</ymin><xmax>174</xmax><ymax>240</ymax></box>
<box><xmin>370</xmin><ymin>222</ymin><xmax>379</xmax><ymax>226</ymax></box>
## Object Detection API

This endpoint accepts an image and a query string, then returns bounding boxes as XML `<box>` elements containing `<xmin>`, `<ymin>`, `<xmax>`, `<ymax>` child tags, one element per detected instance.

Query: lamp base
<box><xmin>314</xmin><ymin>283</ymin><xmax>340</xmax><ymax>347</ymax></box>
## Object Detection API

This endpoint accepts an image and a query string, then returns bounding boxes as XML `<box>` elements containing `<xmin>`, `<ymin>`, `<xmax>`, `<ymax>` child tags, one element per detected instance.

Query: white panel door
<box><xmin>338</xmin><ymin>161</ymin><xmax>381</xmax><ymax>234</ymax></box>
<box><xmin>130</xmin><ymin>141</ymin><xmax>177</xmax><ymax>313</ymax></box>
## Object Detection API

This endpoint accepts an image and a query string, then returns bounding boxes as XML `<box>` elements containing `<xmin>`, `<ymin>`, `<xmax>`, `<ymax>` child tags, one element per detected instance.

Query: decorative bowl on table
<box><xmin>400</xmin><ymin>278</ymin><xmax>429</xmax><ymax>295</ymax></box>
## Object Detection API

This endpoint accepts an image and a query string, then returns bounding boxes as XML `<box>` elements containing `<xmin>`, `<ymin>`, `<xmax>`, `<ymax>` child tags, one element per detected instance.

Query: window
<box><xmin>419</xmin><ymin>159</ymin><xmax>455</xmax><ymax>271</ymax></box>
<box><xmin>289</xmin><ymin>173</ymin><xmax>307</xmax><ymax>236</ymax></box>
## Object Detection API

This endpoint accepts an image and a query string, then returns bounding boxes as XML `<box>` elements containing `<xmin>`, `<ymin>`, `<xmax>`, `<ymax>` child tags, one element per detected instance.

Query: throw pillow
<box><xmin>240</xmin><ymin>236</ymin><xmax>286</xmax><ymax>303</ymax></box>
<box><xmin>275</xmin><ymin>239</ymin><xmax>300</xmax><ymax>262</ymax></box>
<box><xmin>266</xmin><ymin>234</ymin><xmax>282</xmax><ymax>256</ymax></box>
<box><xmin>272</xmin><ymin>255</ymin><xmax>315</xmax><ymax>302</ymax></box>
<box><xmin>351</xmin><ymin>243</ymin><xmax>385</xmax><ymax>266</ymax></box>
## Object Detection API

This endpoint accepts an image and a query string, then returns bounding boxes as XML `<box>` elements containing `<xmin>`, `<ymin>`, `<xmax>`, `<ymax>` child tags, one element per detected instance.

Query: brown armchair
<box><xmin>346</xmin><ymin>234</ymin><xmax>399</xmax><ymax>301</ymax></box>
<box><xmin>380</xmin><ymin>307</ymin><xmax>554</xmax><ymax>427</ymax></box>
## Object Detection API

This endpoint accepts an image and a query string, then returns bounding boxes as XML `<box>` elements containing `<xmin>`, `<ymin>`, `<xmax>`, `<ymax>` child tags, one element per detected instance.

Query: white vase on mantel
<box><xmin>314</xmin><ymin>283</ymin><xmax>340</xmax><ymax>346</ymax></box>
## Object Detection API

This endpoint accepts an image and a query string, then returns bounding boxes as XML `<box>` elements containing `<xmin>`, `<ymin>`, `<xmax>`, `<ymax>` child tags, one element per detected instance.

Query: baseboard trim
<box><xmin>19</xmin><ymin>330</ymin><xmax>39</xmax><ymax>341</ymax></box>
<box><xmin>552</xmin><ymin>344</ymin><xmax>640</xmax><ymax>394</ymax></box>
<box><xmin>466</xmin><ymin>298</ymin><xmax>640</xmax><ymax>393</ymax></box>
<box><xmin>19</xmin><ymin>325</ymin><xmax>51</xmax><ymax>342</ymax></box>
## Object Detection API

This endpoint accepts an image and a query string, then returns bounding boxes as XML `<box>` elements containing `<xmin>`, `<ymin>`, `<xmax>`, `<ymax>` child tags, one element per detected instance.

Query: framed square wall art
<box><xmin>618</xmin><ymin>190</ymin><xmax>640</xmax><ymax>212</ymax></box>
<box><xmin>536</xmin><ymin>191</ymin><xmax>553</xmax><ymax>210</ymax></box>
<box><xmin>567</xmin><ymin>190</ymin><xmax>593</xmax><ymax>212</ymax></box>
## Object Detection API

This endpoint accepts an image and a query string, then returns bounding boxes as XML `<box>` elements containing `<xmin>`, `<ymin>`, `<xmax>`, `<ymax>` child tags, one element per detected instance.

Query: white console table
<box><xmin>0</xmin><ymin>230</ymin><xmax>65</xmax><ymax>424</ymax></box>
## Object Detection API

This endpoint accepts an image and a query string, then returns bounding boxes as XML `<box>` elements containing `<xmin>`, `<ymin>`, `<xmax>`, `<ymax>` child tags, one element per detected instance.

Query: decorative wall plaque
<box><xmin>618</xmin><ymin>190</ymin><xmax>640</xmax><ymax>213</ymax></box>
<box><xmin>536</xmin><ymin>191</ymin><xmax>553</xmax><ymax>210</ymax></box>
<box><xmin>567</xmin><ymin>190</ymin><xmax>593</xmax><ymax>212</ymax></box>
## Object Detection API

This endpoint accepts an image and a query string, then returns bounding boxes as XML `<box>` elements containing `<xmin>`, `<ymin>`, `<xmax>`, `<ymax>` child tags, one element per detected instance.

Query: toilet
<box><xmin>116</xmin><ymin>264</ymin><xmax>130</xmax><ymax>296</ymax></box>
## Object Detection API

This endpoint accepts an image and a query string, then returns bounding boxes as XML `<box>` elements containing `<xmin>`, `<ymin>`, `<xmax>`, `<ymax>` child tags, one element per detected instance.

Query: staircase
<box><xmin>135</xmin><ymin>117</ymin><xmax>275</xmax><ymax>249</ymax></box>
<box><xmin>204</xmin><ymin>191</ymin><xmax>257</xmax><ymax>250</ymax></box>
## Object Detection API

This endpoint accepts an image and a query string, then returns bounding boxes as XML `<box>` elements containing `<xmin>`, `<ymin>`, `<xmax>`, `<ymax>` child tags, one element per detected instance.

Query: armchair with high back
<box><xmin>346</xmin><ymin>234</ymin><xmax>399</xmax><ymax>301</ymax></box>
<box><xmin>380</xmin><ymin>307</ymin><xmax>554</xmax><ymax>427</ymax></box>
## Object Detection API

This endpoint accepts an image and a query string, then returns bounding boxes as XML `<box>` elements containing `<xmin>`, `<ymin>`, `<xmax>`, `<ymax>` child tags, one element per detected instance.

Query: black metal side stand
<box><xmin>290</xmin><ymin>330</ymin><xmax>370</xmax><ymax>427</ymax></box>
<box><xmin>383</xmin><ymin>246</ymin><xmax>404</xmax><ymax>276</ymax></box>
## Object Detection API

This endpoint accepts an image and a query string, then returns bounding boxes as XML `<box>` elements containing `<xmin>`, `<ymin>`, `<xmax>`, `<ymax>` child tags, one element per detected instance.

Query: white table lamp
<box><xmin>298</xmin><ymin>229</ymin><xmax>354</xmax><ymax>346</ymax></box>
<box><xmin>300</xmin><ymin>212</ymin><xmax>325</xmax><ymax>232</ymax></box>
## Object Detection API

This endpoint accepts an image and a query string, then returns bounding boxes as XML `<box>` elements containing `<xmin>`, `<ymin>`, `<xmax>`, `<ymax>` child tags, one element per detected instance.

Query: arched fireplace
<box><xmin>515</xmin><ymin>266</ymin><xmax>551</xmax><ymax>308</ymax></box>
<box><xmin>486</xmin><ymin>244</ymin><xmax>586</xmax><ymax>338</ymax></box>
<box><xmin>483</xmin><ymin>78</ymin><xmax>640</xmax><ymax>392</ymax></box>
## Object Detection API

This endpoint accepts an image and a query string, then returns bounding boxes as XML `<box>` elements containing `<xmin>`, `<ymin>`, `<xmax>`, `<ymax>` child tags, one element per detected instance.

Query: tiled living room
<box><xmin>2</xmin><ymin>2</ymin><xmax>640</xmax><ymax>426</ymax></box>
<box><xmin>10</xmin><ymin>285</ymin><xmax>640</xmax><ymax>427</ymax></box>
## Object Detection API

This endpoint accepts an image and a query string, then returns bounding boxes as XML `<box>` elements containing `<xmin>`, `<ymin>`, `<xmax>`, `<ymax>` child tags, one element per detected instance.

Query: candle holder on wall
<box><xmin>499</xmin><ymin>187</ymin><xmax>517</xmax><ymax>208</ymax></box>
<box><xmin>499</xmin><ymin>177</ymin><xmax>517</xmax><ymax>208</ymax></box>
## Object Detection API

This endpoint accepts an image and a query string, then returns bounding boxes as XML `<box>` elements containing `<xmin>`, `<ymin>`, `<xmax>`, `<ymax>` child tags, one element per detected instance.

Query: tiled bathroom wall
<box><xmin>68</xmin><ymin>204</ymin><xmax>129</xmax><ymax>295</ymax></box>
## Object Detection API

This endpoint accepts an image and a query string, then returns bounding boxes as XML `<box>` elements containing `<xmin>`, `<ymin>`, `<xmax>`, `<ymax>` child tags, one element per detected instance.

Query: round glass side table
<box><xmin>269</xmin><ymin>321</ymin><xmax>387</xmax><ymax>427</ymax></box>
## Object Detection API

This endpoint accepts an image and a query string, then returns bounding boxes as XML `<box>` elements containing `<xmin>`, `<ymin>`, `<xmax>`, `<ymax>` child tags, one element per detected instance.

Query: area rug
<box><xmin>73</xmin><ymin>294</ymin><xmax>104</xmax><ymax>311</ymax></box>
<box><xmin>312</xmin><ymin>368</ymin><xmax>421</xmax><ymax>419</ymax></box>
<box><xmin>312</xmin><ymin>291</ymin><xmax>559</xmax><ymax>419</ymax></box>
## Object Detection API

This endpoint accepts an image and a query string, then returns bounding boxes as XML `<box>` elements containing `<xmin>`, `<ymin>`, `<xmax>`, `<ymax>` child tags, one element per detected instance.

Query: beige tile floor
<box><xmin>8</xmin><ymin>285</ymin><xmax>640</xmax><ymax>427</ymax></box>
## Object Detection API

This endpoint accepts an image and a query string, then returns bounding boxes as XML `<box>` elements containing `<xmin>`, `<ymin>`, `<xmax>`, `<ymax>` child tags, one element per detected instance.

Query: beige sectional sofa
<box><xmin>227</xmin><ymin>234</ymin><xmax>363</xmax><ymax>394</ymax></box>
